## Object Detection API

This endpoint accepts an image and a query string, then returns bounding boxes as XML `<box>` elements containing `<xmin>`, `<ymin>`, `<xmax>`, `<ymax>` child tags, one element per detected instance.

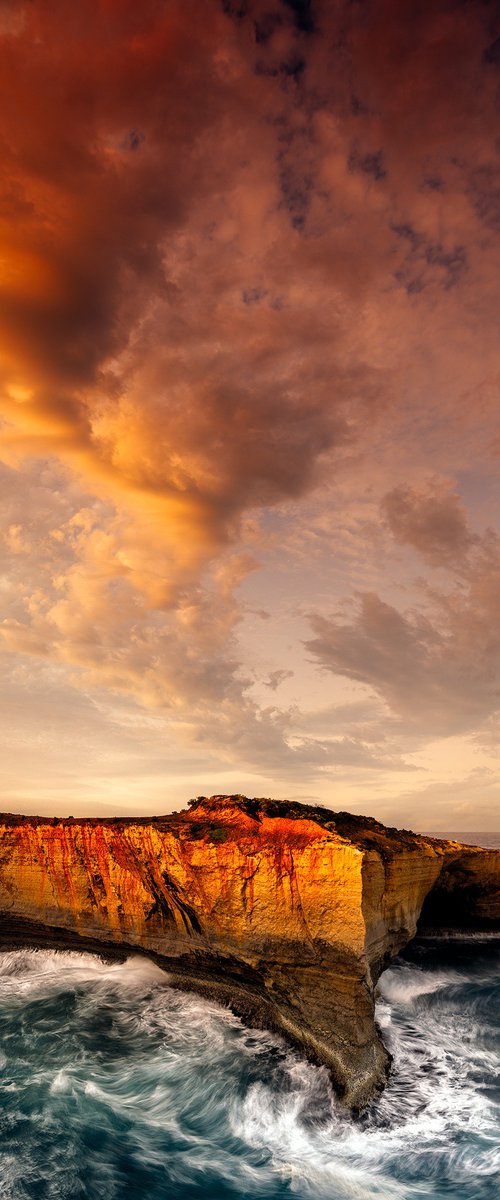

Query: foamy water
<box><xmin>0</xmin><ymin>937</ymin><xmax>498</xmax><ymax>1199</ymax></box>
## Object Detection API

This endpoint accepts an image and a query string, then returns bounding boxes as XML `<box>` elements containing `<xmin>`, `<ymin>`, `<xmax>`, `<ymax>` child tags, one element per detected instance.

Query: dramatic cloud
<box><xmin>381</xmin><ymin>484</ymin><xmax>475</xmax><ymax>567</ymax></box>
<box><xmin>307</xmin><ymin>486</ymin><xmax>500</xmax><ymax>738</ymax></box>
<box><xmin>1</xmin><ymin>0</ymin><xmax>500</xmax><ymax>822</ymax></box>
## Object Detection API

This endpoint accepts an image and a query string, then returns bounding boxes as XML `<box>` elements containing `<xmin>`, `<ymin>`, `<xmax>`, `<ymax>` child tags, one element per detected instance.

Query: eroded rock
<box><xmin>0</xmin><ymin>795</ymin><xmax>498</xmax><ymax>1109</ymax></box>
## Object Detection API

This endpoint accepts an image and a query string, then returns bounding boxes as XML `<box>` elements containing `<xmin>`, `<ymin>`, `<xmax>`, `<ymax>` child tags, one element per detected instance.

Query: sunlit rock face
<box><xmin>0</xmin><ymin>796</ymin><xmax>498</xmax><ymax>1109</ymax></box>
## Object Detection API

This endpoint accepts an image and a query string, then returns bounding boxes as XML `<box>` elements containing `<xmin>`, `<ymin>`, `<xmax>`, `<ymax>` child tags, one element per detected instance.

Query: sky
<box><xmin>1</xmin><ymin>0</ymin><xmax>500</xmax><ymax>829</ymax></box>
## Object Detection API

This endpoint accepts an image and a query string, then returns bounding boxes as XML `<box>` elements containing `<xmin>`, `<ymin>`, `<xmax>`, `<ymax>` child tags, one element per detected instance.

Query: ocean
<box><xmin>0</xmin><ymin>834</ymin><xmax>498</xmax><ymax>1200</ymax></box>
<box><xmin>427</xmin><ymin>834</ymin><xmax>500</xmax><ymax>849</ymax></box>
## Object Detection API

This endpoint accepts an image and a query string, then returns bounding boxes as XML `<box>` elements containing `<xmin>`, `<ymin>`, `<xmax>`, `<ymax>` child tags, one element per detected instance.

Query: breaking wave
<box><xmin>0</xmin><ymin>938</ymin><xmax>498</xmax><ymax>1199</ymax></box>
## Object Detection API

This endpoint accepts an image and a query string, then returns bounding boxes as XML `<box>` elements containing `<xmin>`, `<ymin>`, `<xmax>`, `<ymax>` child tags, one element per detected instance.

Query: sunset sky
<box><xmin>2</xmin><ymin>0</ymin><xmax>500</xmax><ymax>828</ymax></box>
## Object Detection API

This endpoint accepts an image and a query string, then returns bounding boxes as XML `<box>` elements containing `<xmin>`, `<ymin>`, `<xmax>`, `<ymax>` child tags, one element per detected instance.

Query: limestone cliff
<box><xmin>0</xmin><ymin>795</ymin><xmax>498</xmax><ymax>1109</ymax></box>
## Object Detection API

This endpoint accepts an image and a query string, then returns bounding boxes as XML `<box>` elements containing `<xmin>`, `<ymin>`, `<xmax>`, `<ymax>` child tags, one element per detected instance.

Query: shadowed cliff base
<box><xmin>0</xmin><ymin>795</ymin><xmax>498</xmax><ymax>1110</ymax></box>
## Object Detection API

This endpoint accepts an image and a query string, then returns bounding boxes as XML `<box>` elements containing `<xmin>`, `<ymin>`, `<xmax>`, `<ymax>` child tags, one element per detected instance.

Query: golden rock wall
<box><xmin>0</xmin><ymin>796</ymin><xmax>498</xmax><ymax>1109</ymax></box>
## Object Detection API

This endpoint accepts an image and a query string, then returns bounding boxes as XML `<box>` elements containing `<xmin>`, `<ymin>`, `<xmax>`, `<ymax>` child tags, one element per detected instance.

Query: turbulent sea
<box><xmin>0</xmin><ymin>834</ymin><xmax>498</xmax><ymax>1200</ymax></box>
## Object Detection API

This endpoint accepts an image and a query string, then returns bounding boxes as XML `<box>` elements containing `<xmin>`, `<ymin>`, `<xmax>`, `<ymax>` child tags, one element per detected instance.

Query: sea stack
<box><xmin>0</xmin><ymin>796</ymin><xmax>498</xmax><ymax>1110</ymax></box>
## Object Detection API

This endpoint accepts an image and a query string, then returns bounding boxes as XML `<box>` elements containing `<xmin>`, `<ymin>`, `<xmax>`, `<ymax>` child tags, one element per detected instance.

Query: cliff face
<box><xmin>0</xmin><ymin>796</ymin><xmax>498</xmax><ymax>1109</ymax></box>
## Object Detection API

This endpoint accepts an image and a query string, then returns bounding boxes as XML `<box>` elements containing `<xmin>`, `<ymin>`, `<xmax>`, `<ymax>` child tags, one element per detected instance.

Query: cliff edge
<box><xmin>0</xmin><ymin>795</ymin><xmax>498</xmax><ymax>1109</ymax></box>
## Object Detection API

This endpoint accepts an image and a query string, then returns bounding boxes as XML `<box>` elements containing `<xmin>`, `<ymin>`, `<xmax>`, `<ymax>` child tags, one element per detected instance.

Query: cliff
<box><xmin>0</xmin><ymin>795</ymin><xmax>498</xmax><ymax>1109</ymax></box>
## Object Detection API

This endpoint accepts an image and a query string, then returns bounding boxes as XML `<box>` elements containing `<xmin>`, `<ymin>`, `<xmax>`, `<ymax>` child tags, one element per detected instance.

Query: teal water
<box><xmin>0</xmin><ymin>938</ymin><xmax>498</xmax><ymax>1200</ymax></box>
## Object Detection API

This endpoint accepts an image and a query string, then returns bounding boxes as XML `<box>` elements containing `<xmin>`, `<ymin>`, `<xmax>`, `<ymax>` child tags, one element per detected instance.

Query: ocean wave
<box><xmin>0</xmin><ymin>945</ymin><xmax>497</xmax><ymax>1199</ymax></box>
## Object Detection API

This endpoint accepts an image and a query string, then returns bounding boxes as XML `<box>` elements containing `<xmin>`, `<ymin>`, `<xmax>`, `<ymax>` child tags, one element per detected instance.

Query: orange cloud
<box><xmin>2</xmin><ymin>1</ymin><xmax>500</xmax><ymax>816</ymax></box>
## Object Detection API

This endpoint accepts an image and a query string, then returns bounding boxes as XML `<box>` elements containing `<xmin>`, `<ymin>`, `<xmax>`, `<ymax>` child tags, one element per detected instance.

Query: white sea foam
<box><xmin>0</xmin><ymin>947</ymin><xmax>498</xmax><ymax>1199</ymax></box>
<box><xmin>0</xmin><ymin>947</ymin><xmax>169</xmax><ymax>1003</ymax></box>
<box><xmin>376</xmin><ymin>964</ymin><xmax>467</xmax><ymax>1005</ymax></box>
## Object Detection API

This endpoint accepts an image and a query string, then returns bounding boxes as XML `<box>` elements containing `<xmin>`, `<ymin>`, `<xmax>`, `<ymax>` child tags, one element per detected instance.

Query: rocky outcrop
<box><xmin>0</xmin><ymin>795</ymin><xmax>498</xmax><ymax>1109</ymax></box>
